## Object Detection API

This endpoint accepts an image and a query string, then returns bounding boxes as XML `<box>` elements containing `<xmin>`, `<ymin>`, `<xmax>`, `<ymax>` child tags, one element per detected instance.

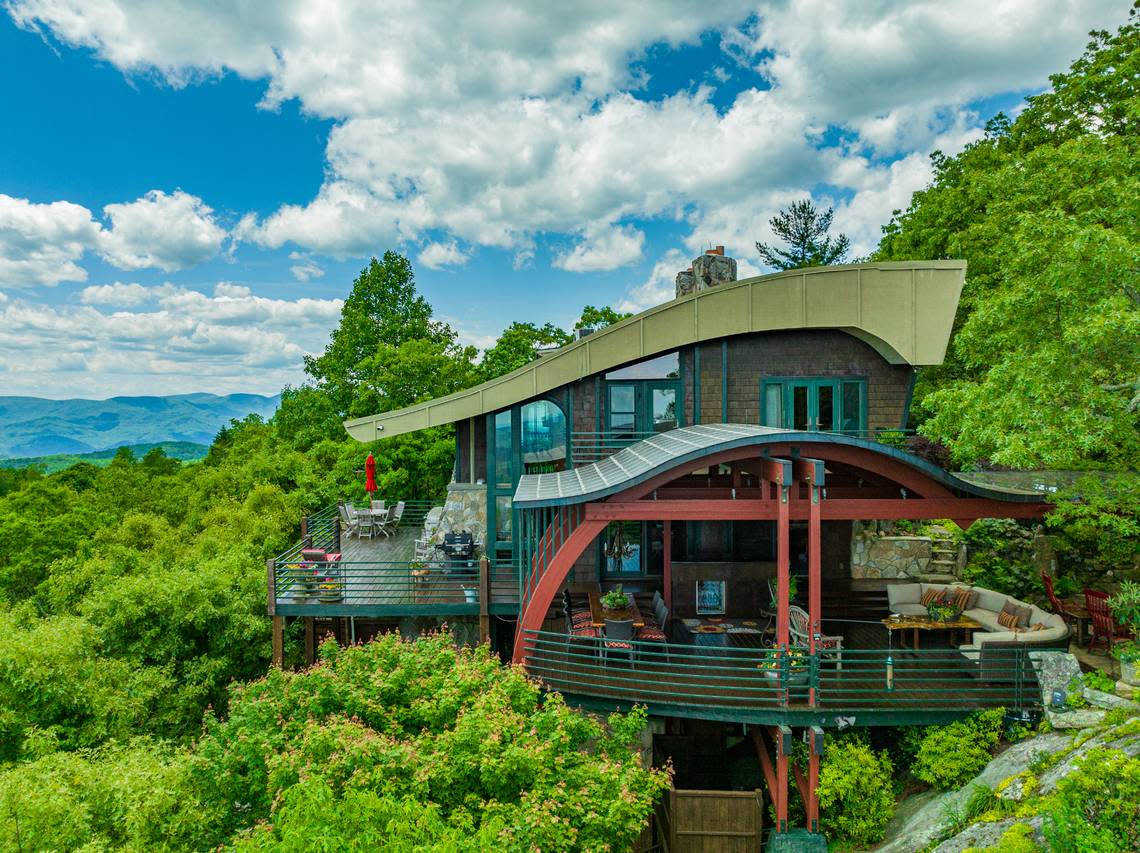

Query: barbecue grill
<box><xmin>442</xmin><ymin>531</ymin><xmax>475</xmax><ymax>573</ymax></box>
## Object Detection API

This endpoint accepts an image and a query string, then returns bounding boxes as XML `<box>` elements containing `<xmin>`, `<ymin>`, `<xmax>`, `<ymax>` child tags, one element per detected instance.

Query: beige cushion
<box><xmin>965</xmin><ymin>608</ymin><xmax>1005</xmax><ymax>632</ymax></box>
<box><xmin>974</xmin><ymin>630</ymin><xmax>1021</xmax><ymax>644</ymax></box>
<box><xmin>894</xmin><ymin>603</ymin><xmax>928</xmax><ymax>617</ymax></box>
<box><xmin>975</xmin><ymin>588</ymin><xmax>1007</xmax><ymax>613</ymax></box>
<box><xmin>1018</xmin><ymin>625</ymin><xmax>1067</xmax><ymax>644</ymax></box>
<box><xmin>887</xmin><ymin>583</ymin><xmax>922</xmax><ymax>608</ymax></box>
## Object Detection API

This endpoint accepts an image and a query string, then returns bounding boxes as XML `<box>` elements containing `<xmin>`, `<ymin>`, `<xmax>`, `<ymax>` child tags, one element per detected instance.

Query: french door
<box><xmin>762</xmin><ymin>377</ymin><xmax>866</xmax><ymax>434</ymax></box>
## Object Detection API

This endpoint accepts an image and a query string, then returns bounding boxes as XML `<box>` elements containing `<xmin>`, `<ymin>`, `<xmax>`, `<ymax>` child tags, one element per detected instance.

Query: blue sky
<box><xmin>0</xmin><ymin>1</ymin><xmax>1124</xmax><ymax>398</ymax></box>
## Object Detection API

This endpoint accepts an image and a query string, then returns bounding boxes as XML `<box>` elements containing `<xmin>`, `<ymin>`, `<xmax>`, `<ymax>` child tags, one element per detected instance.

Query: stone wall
<box><xmin>430</xmin><ymin>482</ymin><xmax>487</xmax><ymax>547</ymax></box>
<box><xmin>851</xmin><ymin>521</ymin><xmax>932</xmax><ymax>579</ymax></box>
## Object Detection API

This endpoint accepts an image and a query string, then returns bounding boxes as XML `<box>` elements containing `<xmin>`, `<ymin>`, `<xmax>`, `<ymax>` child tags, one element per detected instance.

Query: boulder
<box><xmin>1045</xmin><ymin>708</ymin><xmax>1107</xmax><ymax>729</ymax></box>
<box><xmin>932</xmin><ymin>816</ymin><xmax>1045</xmax><ymax>853</ymax></box>
<box><xmin>1028</xmin><ymin>650</ymin><xmax>1082</xmax><ymax>707</ymax></box>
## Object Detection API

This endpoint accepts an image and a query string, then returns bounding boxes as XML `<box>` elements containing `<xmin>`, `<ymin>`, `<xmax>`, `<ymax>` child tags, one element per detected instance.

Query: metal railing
<box><xmin>521</xmin><ymin>629</ymin><xmax>1035</xmax><ymax>721</ymax></box>
<box><xmin>519</xmin><ymin>504</ymin><xmax>586</xmax><ymax>611</ymax></box>
<box><xmin>570</xmin><ymin>428</ymin><xmax>918</xmax><ymax>465</ymax></box>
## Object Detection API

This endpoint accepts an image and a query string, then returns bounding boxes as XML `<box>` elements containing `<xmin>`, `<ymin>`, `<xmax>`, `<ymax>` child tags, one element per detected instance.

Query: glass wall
<box><xmin>760</xmin><ymin>377</ymin><xmax>867</xmax><ymax>435</ymax></box>
<box><xmin>520</xmin><ymin>400</ymin><xmax>567</xmax><ymax>473</ymax></box>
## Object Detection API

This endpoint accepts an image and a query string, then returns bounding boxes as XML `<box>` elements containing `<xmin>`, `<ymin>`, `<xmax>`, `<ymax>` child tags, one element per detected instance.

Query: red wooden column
<box><xmin>756</xmin><ymin>458</ymin><xmax>792</xmax><ymax>649</ymax></box>
<box><xmin>663</xmin><ymin>520</ymin><xmax>672</xmax><ymax>611</ymax></box>
<box><xmin>807</xmin><ymin>727</ymin><xmax>822</xmax><ymax>832</ymax></box>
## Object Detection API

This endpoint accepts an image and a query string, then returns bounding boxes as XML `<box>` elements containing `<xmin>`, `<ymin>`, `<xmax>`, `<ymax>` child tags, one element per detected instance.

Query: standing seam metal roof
<box><xmin>512</xmin><ymin>424</ymin><xmax>1046</xmax><ymax>507</ymax></box>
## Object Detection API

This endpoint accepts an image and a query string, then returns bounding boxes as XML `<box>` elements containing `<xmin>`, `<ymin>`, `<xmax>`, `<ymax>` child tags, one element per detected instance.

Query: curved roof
<box><xmin>513</xmin><ymin>423</ymin><xmax>1044</xmax><ymax>507</ymax></box>
<box><xmin>344</xmin><ymin>260</ymin><xmax>966</xmax><ymax>442</ymax></box>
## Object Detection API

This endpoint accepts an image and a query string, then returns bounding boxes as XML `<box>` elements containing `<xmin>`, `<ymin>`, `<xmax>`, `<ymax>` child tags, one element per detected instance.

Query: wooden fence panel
<box><xmin>668</xmin><ymin>789</ymin><xmax>763</xmax><ymax>853</ymax></box>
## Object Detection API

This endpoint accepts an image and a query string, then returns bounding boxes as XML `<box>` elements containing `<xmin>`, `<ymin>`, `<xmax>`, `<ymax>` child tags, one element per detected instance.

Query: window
<box><xmin>494</xmin><ymin>410</ymin><xmax>512</xmax><ymax>487</ymax></box>
<box><xmin>608</xmin><ymin>385</ymin><xmax>637</xmax><ymax>438</ymax></box>
<box><xmin>495</xmin><ymin>496</ymin><xmax>512</xmax><ymax>542</ymax></box>
<box><xmin>520</xmin><ymin>400</ymin><xmax>566</xmax><ymax>473</ymax></box>
<box><xmin>760</xmin><ymin>377</ymin><xmax>866</xmax><ymax>435</ymax></box>
<box><xmin>607</xmin><ymin>380</ymin><xmax>681</xmax><ymax>438</ymax></box>
<box><xmin>606</xmin><ymin>351</ymin><xmax>679</xmax><ymax>380</ymax></box>
<box><xmin>600</xmin><ymin>521</ymin><xmax>665</xmax><ymax>577</ymax></box>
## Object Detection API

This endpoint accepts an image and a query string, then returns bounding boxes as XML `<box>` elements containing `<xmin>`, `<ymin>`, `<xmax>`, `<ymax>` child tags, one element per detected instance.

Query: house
<box><xmin>269</xmin><ymin>253</ymin><xmax>1058</xmax><ymax>843</ymax></box>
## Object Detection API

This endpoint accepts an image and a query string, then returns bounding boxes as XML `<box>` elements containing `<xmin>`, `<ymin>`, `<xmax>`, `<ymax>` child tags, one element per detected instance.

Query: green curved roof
<box><xmin>345</xmin><ymin>260</ymin><xmax>966</xmax><ymax>442</ymax></box>
<box><xmin>513</xmin><ymin>423</ymin><xmax>1045</xmax><ymax>508</ymax></box>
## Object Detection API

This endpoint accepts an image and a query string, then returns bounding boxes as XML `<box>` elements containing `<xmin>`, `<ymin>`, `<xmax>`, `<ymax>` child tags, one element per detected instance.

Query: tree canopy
<box><xmin>876</xmin><ymin>10</ymin><xmax>1140</xmax><ymax>472</ymax></box>
<box><xmin>756</xmin><ymin>199</ymin><xmax>851</xmax><ymax>270</ymax></box>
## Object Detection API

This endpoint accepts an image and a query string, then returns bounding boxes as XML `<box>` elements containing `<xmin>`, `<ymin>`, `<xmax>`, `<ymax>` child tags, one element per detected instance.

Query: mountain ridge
<box><xmin>0</xmin><ymin>393</ymin><xmax>281</xmax><ymax>458</ymax></box>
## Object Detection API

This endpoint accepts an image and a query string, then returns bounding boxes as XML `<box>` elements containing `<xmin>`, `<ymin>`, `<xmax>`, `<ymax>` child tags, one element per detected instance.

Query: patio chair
<box><xmin>637</xmin><ymin>602</ymin><xmax>668</xmax><ymax>647</ymax></box>
<box><xmin>602</xmin><ymin>618</ymin><xmax>635</xmax><ymax>664</ymax></box>
<box><xmin>789</xmin><ymin>605</ymin><xmax>843</xmax><ymax>670</ymax></box>
<box><xmin>381</xmin><ymin>501</ymin><xmax>406</xmax><ymax>536</ymax></box>
<box><xmin>1043</xmin><ymin>573</ymin><xmax>1085</xmax><ymax>641</ymax></box>
<box><xmin>1084</xmin><ymin>589</ymin><xmax>1131</xmax><ymax>654</ymax></box>
<box><xmin>338</xmin><ymin>503</ymin><xmax>359</xmax><ymax>539</ymax></box>
<box><xmin>357</xmin><ymin>506</ymin><xmax>376</xmax><ymax>540</ymax></box>
<box><xmin>370</xmin><ymin>499</ymin><xmax>386</xmax><ymax>512</ymax></box>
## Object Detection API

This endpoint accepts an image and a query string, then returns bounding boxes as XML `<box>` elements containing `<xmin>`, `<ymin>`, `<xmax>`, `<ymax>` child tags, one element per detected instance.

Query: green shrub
<box><xmin>1045</xmin><ymin>747</ymin><xmax>1140</xmax><ymax>853</ymax></box>
<box><xmin>911</xmin><ymin>709</ymin><xmax>1005</xmax><ymax>789</ymax></box>
<box><xmin>816</xmin><ymin>739</ymin><xmax>895</xmax><ymax>849</ymax></box>
<box><xmin>963</xmin><ymin>821</ymin><xmax>1042</xmax><ymax>852</ymax></box>
<box><xmin>1082</xmin><ymin>669</ymin><xmax>1116</xmax><ymax>694</ymax></box>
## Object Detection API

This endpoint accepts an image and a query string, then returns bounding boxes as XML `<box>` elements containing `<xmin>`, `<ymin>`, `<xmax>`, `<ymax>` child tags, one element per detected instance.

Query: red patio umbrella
<box><xmin>364</xmin><ymin>452</ymin><xmax>378</xmax><ymax>499</ymax></box>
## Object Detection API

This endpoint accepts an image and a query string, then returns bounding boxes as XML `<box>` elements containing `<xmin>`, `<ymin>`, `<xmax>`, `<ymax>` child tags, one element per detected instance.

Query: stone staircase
<box><xmin>919</xmin><ymin>531</ymin><xmax>960</xmax><ymax>583</ymax></box>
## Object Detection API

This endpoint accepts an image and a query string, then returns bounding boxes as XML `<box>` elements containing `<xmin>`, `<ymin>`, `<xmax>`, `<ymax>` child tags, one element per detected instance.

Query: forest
<box><xmin>0</xmin><ymin>9</ymin><xmax>1136</xmax><ymax>851</ymax></box>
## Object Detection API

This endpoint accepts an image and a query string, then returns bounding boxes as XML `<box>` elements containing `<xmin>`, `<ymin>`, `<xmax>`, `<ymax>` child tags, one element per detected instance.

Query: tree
<box><xmin>875</xmin><ymin>9</ymin><xmax>1140</xmax><ymax>470</ymax></box>
<box><xmin>480</xmin><ymin>322</ymin><xmax>571</xmax><ymax>381</ymax></box>
<box><xmin>574</xmin><ymin>304</ymin><xmax>631</xmax><ymax>330</ymax></box>
<box><xmin>305</xmin><ymin>252</ymin><xmax>456</xmax><ymax>416</ymax></box>
<box><xmin>756</xmin><ymin>199</ymin><xmax>850</xmax><ymax>270</ymax></box>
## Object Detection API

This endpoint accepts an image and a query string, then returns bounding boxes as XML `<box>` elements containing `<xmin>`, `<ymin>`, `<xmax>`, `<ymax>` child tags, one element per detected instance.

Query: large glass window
<box><xmin>607</xmin><ymin>380</ymin><xmax>681</xmax><ymax>438</ymax></box>
<box><xmin>520</xmin><ymin>400</ymin><xmax>566</xmax><ymax>473</ymax></box>
<box><xmin>495</xmin><ymin>496</ymin><xmax>512</xmax><ymax>542</ymax></box>
<box><xmin>608</xmin><ymin>385</ymin><xmax>637</xmax><ymax>438</ymax></box>
<box><xmin>600</xmin><ymin>521</ymin><xmax>665</xmax><ymax>577</ymax></box>
<box><xmin>494</xmin><ymin>410</ymin><xmax>512</xmax><ymax>487</ymax></box>
<box><xmin>652</xmin><ymin>388</ymin><xmax>677</xmax><ymax>433</ymax></box>
<box><xmin>606</xmin><ymin>351</ymin><xmax>679</xmax><ymax>380</ymax></box>
<box><xmin>761</xmin><ymin>377</ymin><xmax>866</xmax><ymax>435</ymax></box>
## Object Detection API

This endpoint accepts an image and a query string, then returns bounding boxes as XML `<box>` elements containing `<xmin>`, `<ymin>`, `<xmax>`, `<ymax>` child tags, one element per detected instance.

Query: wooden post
<box><xmin>300</xmin><ymin>514</ymin><xmax>309</xmax><ymax>543</ymax></box>
<box><xmin>663</xmin><ymin>520</ymin><xmax>672</xmax><ymax>612</ymax></box>
<box><xmin>809</xmin><ymin>482</ymin><xmax>821</xmax><ymax>705</ymax></box>
<box><xmin>271</xmin><ymin>616</ymin><xmax>285</xmax><ymax>668</ymax></box>
<box><xmin>266</xmin><ymin>558</ymin><xmax>277</xmax><ymax>617</ymax></box>
<box><xmin>776</xmin><ymin>479</ymin><xmax>790</xmax><ymax>649</ymax></box>
<box><xmin>775</xmin><ymin>725</ymin><xmax>790</xmax><ymax>833</ymax></box>
<box><xmin>807</xmin><ymin>728</ymin><xmax>822</xmax><ymax>832</ymax></box>
<box><xmin>479</xmin><ymin>556</ymin><xmax>491</xmax><ymax>644</ymax></box>
<box><xmin>304</xmin><ymin>617</ymin><xmax>315</xmax><ymax>665</ymax></box>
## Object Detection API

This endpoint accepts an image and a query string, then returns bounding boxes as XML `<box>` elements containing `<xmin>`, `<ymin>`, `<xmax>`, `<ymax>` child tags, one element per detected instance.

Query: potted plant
<box><xmin>927</xmin><ymin>601</ymin><xmax>962</xmax><ymax>623</ymax></box>
<box><xmin>758</xmin><ymin>646</ymin><xmax>809</xmax><ymax>684</ymax></box>
<box><xmin>290</xmin><ymin>563</ymin><xmax>320</xmax><ymax>597</ymax></box>
<box><xmin>1113</xmin><ymin>642</ymin><xmax>1140</xmax><ymax>686</ymax></box>
<box><xmin>318</xmin><ymin>578</ymin><xmax>343</xmax><ymax>603</ymax></box>
<box><xmin>769</xmin><ymin>576</ymin><xmax>798</xmax><ymax>609</ymax></box>
<box><xmin>601</xmin><ymin>586</ymin><xmax>628</xmax><ymax>611</ymax></box>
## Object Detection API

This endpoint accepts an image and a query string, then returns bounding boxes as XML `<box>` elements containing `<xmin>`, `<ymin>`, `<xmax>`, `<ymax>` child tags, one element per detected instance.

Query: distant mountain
<box><xmin>0</xmin><ymin>393</ymin><xmax>281</xmax><ymax>459</ymax></box>
<box><xmin>0</xmin><ymin>441</ymin><xmax>210</xmax><ymax>474</ymax></box>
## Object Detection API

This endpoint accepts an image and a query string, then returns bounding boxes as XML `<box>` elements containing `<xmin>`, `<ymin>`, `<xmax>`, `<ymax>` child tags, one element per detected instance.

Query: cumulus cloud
<box><xmin>288</xmin><ymin>250</ymin><xmax>324</xmax><ymax>281</ymax></box>
<box><xmin>0</xmin><ymin>282</ymin><xmax>344</xmax><ymax>396</ymax></box>
<box><xmin>97</xmin><ymin>189</ymin><xmax>227</xmax><ymax>271</ymax></box>
<box><xmin>554</xmin><ymin>223</ymin><xmax>645</xmax><ymax>273</ymax></box>
<box><xmin>417</xmin><ymin>240</ymin><xmax>469</xmax><ymax>270</ymax></box>
<box><xmin>0</xmin><ymin>194</ymin><xmax>101</xmax><ymax>286</ymax></box>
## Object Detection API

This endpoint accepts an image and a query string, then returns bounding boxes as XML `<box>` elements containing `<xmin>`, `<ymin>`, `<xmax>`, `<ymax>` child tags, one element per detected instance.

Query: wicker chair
<box><xmin>789</xmin><ymin>605</ymin><xmax>843</xmax><ymax>670</ymax></box>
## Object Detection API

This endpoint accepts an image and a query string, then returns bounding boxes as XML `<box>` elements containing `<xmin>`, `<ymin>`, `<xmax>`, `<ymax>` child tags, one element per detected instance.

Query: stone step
<box><xmin>918</xmin><ymin>572</ymin><xmax>957</xmax><ymax>583</ymax></box>
<box><xmin>929</xmin><ymin>559</ymin><xmax>957</xmax><ymax>569</ymax></box>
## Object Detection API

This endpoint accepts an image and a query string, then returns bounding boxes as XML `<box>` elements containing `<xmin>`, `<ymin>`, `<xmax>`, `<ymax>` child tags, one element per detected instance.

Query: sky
<box><xmin>0</xmin><ymin>1</ymin><xmax>1126</xmax><ymax>399</ymax></box>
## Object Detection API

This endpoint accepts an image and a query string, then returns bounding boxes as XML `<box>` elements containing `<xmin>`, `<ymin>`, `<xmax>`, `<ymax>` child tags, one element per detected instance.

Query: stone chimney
<box><xmin>675</xmin><ymin>245</ymin><xmax>736</xmax><ymax>298</ymax></box>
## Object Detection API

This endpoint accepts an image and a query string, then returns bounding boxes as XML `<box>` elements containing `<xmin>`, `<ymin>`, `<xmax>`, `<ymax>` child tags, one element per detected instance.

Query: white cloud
<box><xmin>0</xmin><ymin>194</ymin><xmax>101</xmax><ymax>286</ymax></box>
<box><xmin>0</xmin><ymin>282</ymin><xmax>344</xmax><ymax>396</ymax></box>
<box><xmin>288</xmin><ymin>250</ymin><xmax>324</xmax><ymax>281</ymax></box>
<box><xmin>417</xmin><ymin>240</ymin><xmax>469</xmax><ymax>270</ymax></box>
<box><xmin>97</xmin><ymin>189</ymin><xmax>227</xmax><ymax>271</ymax></box>
<box><xmin>554</xmin><ymin>223</ymin><xmax>645</xmax><ymax>272</ymax></box>
<box><xmin>617</xmin><ymin>248</ymin><xmax>688</xmax><ymax>313</ymax></box>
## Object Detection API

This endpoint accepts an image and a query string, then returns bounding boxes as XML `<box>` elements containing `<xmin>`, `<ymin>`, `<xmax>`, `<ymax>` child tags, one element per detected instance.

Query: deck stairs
<box><xmin>919</xmin><ymin>530</ymin><xmax>960</xmax><ymax>584</ymax></box>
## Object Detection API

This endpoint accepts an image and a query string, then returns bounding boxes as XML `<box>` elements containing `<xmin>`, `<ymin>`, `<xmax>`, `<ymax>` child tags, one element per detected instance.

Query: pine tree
<box><xmin>755</xmin><ymin>199</ymin><xmax>851</xmax><ymax>270</ymax></box>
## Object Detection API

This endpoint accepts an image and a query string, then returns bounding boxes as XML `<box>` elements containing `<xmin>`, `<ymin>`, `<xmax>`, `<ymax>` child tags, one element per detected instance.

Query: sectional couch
<box><xmin>886</xmin><ymin>581</ymin><xmax>1069</xmax><ymax>649</ymax></box>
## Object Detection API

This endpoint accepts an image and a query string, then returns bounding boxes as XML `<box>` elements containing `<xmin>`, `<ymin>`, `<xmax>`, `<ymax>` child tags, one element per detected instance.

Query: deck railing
<box><xmin>569</xmin><ymin>428</ymin><xmax>917</xmax><ymax>464</ymax></box>
<box><xmin>520</xmin><ymin>630</ymin><xmax>1036</xmax><ymax>724</ymax></box>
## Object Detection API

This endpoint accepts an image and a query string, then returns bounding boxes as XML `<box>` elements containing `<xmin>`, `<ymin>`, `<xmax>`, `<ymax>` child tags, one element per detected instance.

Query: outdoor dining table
<box><xmin>680</xmin><ymin>619</ymin><xmax>768</xmax><ymax>649</ymax></box>
<box><xmin>587</xmin><ymin>591</ymin><xmax>644</xmax><ymax>629</ymax></box>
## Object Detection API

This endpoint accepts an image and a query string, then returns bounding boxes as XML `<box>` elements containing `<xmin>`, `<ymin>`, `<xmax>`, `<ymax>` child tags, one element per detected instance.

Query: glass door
<box><xmin>607</xmin><ymin>380</ymin><xmax>681</xmax><ymax>437</ymax></box>
<box><xmin>765</xmin><ymin>378</ymin><xmax>862</xmax><ymax>434</ymax></box>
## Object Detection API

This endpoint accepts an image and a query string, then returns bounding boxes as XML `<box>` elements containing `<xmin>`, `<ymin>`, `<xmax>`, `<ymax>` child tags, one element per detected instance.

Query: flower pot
<box><xmin>318</xmin><ymin>588</ymin><xmax>343</xmax><ymax>603</ymax></box>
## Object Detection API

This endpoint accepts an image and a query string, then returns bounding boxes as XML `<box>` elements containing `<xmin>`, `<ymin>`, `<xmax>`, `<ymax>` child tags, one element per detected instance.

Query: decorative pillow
<box><xmin>997</xmin><ymin>609</ymin><xmax>1020</xmax><ymax>630</ymax></box>
<box><xmin>920</xmin><ymin>587</ymin><xmax>946</xmax><ymax>606</ymax></box>
<box><xmin>1030</xmin><ymin>622</ymin><xmax>1047</xmax><ymax>631</ymax></box>
<box><xmin>1015</xmin><ymin>604</ymin><xmax>1033</xmax><ymax>628</ymax></box>
<box><xmin>964</xmin><ymin>588</ymin><xmax>980</xmax><ymax>610</ymax></box>
<box><xmin>947</xmin><ymin>587</ymin><xmax>972</xmax><ymax>612</ymax></box>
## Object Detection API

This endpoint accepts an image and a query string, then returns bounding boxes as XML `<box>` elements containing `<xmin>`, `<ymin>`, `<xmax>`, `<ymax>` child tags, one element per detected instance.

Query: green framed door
<box><xmin>762</xmin><ymin>377</ymin><xmax>866</xmax><ymax>434</ymax></box>
<box><xmin>607</xmin><ymin>380</ymin><xmax>681</xmax><ymax>437</ymax></box>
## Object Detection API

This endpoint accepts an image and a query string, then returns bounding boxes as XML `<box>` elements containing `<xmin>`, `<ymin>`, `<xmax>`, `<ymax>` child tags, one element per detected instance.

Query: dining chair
<box><xmin>371</xmin><ymin>499</ymin><xmax>386</xmax><ymax>512</ymax></box>
<box><xmin>1084</xmin><ymin>589</ymin><xmax>1131</xmax><ymax>653</ymax></box>
<box><xmin>602</xmin><ymin>618</ymin><xmax>635</xmax><ymax>664</ymax></box>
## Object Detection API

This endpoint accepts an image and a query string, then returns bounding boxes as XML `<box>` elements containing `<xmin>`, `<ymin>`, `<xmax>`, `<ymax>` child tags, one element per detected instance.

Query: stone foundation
<box><xmin>851</xmin><ymin>522</ymin><xmax>932</xmax><ymax>579</ymax></box>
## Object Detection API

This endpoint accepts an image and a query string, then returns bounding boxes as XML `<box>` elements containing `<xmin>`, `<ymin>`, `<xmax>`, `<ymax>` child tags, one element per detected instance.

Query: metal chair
<box><xmin>381</xmin><ymin>501</ymin><xmax>405</xmax><ymax>537</ymax></box>
<box><xmin>338</xmin><ymin>503</ymin><xmax>359</xmax><ymax>539</ymax></box>
<box><xmin>602</xmin><ymin>618</ymin><xmax>635</xmax><ymax>664</ymax></box>
<box><xmin>789</xmin><ymin>604</ymin><xmax>843</xmax><ymax>670</ymax></box>
<box><xmin>1084</xmin><ymin>589</ymin><xmax>1131</xmax><ymax>653</ymax></box>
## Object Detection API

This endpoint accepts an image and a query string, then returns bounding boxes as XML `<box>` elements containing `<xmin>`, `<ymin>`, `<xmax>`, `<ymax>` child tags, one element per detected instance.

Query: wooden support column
<box><xmin>751</xmin><ymin>729</ymin><xmax>779</xmax><ymax>825</ymax></box>
<box><xmin>478</xmin><ymin>556</ymin><xmax>491</xmax><ymax>644</ymax></box>
<box><xmin>807</xmin><ymin>727</ymin><xmax>822</xmax><ymax>833</ymax></box>
<box><xmin>663</xmin><ymin>520</ymin><xmax>672</xmax><ymax>612</ymax></box>
<box><xmin>776</xmin><ymin>480</ymin><xmax>790</xmax><ymax>649</ymax></box>
<box><xmin>808</xmin><ymin>482</ymin><xmax>821</xmax><ymax>704</ymax></box>
<box><xmin>300</xmin><ymin>514</ymin><xmax>309</xmax><ymax>548</ymax></box>
<box><xmin>772</xmin><ymin>725</ymin><xmax>790</xmax><ymax>833</ymax></box>
<box><xmin>271</xmin><ymin>616</ymin><xmax>285</xmax><ymax>668</ymax></box>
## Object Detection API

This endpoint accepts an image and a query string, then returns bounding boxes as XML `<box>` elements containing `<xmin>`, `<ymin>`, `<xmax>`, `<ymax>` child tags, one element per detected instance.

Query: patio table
<box><xmin>882</xmin><ymin>614</ymin><xmax>982</xmax><ymax>650</ymax></box>
<box><xmin>588</xmin><ymin>591</ymin><xmax>644</xmax><ymax>629</ymax></box>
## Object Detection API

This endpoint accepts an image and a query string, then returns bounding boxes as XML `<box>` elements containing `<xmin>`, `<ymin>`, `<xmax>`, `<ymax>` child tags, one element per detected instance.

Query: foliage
<box><xmin>963</xmin><ymin>821</ymin><xmax>1041</xmax><ymax>853</ymax></box>
<box><xmin>1046</xmin><ymin>474</ymin><xmax>1140</xmax><ymax>580</ymax></box>
<box><xmin>1083</xmin><ymin>669</ymin><xmax>1116</xmax><ymax>694</ymax></box>
<box><xmin>755</xmin><ymin>199</ymin><xmax>850</xmax><ymax>270</ymax></box>
<box><xmin>575</xmin><ymin>304</ymin><xmax>632</xmax><ymax>330</ymax></box>
<box><xmin>875</xmin><ymin>9</ymin><xmax>1140</xmax><ymax>472</ymax></box>
<box><xmin>1111</xmin><ymin>640</ymin><xmax>1140</xmax><ymax>664</ymax></box>
<box><xmin>193</xmin><ymin>632</ymin><xmax>668</xmax><ymax>851</ymax></box>
<box><xmin>600</xmin><ymin>585</ymin><xmax>628</xmax><ymax>610</ymax></box>
<box><xmin>960</xmin><ymin>519</ymin><xmax>1041</xmax><ymax>601</ymax></box>
<box><xmin>910</xmin><ymin>709</ymin><xmax>1005</xmax><ymax>789</ymax></box>
<box><xmin>479</xmin><ymin>321</ymin><xmax>571</xmax><ymax>381</ymax></box>
<box><xmin>1108</xmin><ymin>579</ymin><xmax>1140</xmax><ymax>635</ymax></box>
<box><xmin>815</xmin><ymin>738</ymin><xmax>895</xmax><ymax>848</ymax></box>
<box><xmin>1044</xmin><ymin>747</ymin><xmax>1140</xmax><ymax>853</ymax></box>
<box><xmin>0</xmin><ymin>442</ymin><xmax>208</xmax><ymax>475</ymax></box>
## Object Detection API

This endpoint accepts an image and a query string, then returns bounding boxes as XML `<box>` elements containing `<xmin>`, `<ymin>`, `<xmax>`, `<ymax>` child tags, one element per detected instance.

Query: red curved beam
<box><xmin>513</xmin><ymin>518</ymin><xmax>607</xmax><ymax>664</ymax></box>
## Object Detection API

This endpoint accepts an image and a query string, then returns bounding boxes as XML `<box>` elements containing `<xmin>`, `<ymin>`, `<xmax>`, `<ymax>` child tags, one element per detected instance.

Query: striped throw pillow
<box><xmin>997</xmin><ymin>609</ymin><xmax>1020</xmax><ymax>630</ymax></box>
<box><xmin>948</xmin><ymin>587</ymin><xmax>972</xmax><ymax>612</ymax></box>
<box><xmin>920</xmin><ymin>587</ymin><xmax>945</xmax><ymax>606</ymax></box>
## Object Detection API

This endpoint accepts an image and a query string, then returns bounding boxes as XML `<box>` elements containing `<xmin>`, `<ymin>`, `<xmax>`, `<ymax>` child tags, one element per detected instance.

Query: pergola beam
<box><xmin>585</xmin><ymin>498</ymin><xmax>1049</xmax><ymax>522</ymax></box>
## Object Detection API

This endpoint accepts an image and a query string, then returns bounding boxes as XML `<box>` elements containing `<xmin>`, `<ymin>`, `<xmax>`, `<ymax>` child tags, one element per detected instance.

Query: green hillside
<box><xmin>0</xmin><ymin>441</ymin><xmax>209</xmax><ymax>474</ymax></box>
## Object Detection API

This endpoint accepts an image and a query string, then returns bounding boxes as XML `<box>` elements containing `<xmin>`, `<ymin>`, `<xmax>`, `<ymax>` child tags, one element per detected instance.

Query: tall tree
<box><xmin>479</xmin><ymin>322</ymin><xmax>571</xmax><ymax>381</ymax></box>
<box><xmin>574</xmin><ymin>304</ymin><xmax>632</xmax><ymax>330</ymax></box>
<box><xmin>304</xmin><ymin>252</ymin><xmax>455</xmax><ymax>416</ymax></box>
<box><xmin>756</xmin><ymin>199</ymin><xmax>851</xmax><ymax>270</ymax></box>
<box><xmin>875</xmin><ymin>7</ymin><xmax>1140</xmax><ymax>471</ymax></box>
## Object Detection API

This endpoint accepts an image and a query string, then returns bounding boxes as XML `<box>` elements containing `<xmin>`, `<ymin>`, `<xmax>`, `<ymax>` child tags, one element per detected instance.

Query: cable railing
<box><xmin>520</xmin><ymin>629</ymin><xmax>1035</xmax><ymax>721</ymax></box>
